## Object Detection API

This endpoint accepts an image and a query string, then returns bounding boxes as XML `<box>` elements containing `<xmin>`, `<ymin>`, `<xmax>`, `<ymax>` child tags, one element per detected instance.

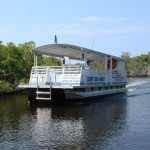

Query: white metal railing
<box><xmin>29</xmin><ymin>65</ymin><xmax>82</xmax><ymax>85</ymax></box>
<box><xmin>31</xmin><ymin>65</ymin><xmax>82</xmax><ymax>75</ymax></box>
<box><xmin>31</xmin><ymin>66</ymin><xmax>104</xmax><ymax>78</ymax></box>
<box><xmin>29</xmin><ymin>65</ymin><xmax>109</xmax><ymax>86</ymax></box>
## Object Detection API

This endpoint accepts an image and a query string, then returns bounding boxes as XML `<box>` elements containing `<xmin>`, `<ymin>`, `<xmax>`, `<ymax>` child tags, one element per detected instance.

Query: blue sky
<box><xmin>1</xmin><ymin>0</ymin><xmax>150</xmax><ymax>57</ymax></box>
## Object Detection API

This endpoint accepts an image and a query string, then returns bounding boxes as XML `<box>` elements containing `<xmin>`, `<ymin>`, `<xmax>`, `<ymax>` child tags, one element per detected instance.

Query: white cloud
<box><xmin>81</xmin><ymin>16</ymin><xmax>125</xmax><ymax>23</ymax></box>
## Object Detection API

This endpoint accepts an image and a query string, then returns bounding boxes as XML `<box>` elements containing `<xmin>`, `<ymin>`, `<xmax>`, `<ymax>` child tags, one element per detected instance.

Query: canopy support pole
<box><xmin>34</xmin><ymin>54</ymin><xmax>38</xmax><ymax>66</ymax></box>
<box><xmin>105</xmin><ymin>56</ymin><xmax>108</xmax><ymax>84</ymax></box>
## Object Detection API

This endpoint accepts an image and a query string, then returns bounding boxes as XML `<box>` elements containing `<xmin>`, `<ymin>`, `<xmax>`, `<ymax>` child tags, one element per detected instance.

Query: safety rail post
<box><xmin>84</xmin><ymin>68</ymin><xmax>87</xmax><ymax>86</ymax></box>
<box><xmin>110</xmin><ymin>56</ymin><xmax>112</xmax><ymax>85</ymax></box>
<box><xmin>49</xmin><ymin>69</ymin><xmax>51</xmax><ymax>99</ymax></box>
<box><xmin>36</xmin><ymin>69</ymin><xmax>39</xmax><ymax>98</ymax></box>
<box><xmin>105</xmin><ymin>56</ymin><xmax>108</xmax><ymax>85</ymax></box>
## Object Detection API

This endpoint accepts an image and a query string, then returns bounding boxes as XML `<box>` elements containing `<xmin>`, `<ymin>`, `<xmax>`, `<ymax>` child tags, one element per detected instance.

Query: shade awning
<box><xmin>33</xmin><ymin>43</ymin><xmax>123</xmax><ymax>62</ymax></box>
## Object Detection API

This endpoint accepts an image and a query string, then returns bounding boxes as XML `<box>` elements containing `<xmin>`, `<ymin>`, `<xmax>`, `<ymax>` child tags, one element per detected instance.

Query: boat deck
<box><xmin>19</xmin><ymin>83</ymin><xmax>126</xmax><ymax>89</ymax></box>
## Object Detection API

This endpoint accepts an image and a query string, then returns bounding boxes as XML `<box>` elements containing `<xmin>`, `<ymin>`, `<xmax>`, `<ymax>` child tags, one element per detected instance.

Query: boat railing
<box><xmin>29</xmin><ymin>65</ymin><xmax>82</xmax><ymax>85</ymax></box>
<box><xmin>31</xmin><ymin>65</ymin><xmax>82</xmax><ymax>74</ymax></box>
<box><xmin>31</xmin><ymin>65</ymin><xmax>104</xmax><ymax>75</ymax></box>
<box><xmin>29</xmin><ymin>65</ymin><xmax>107</xmax><ymax>85</ymax></box>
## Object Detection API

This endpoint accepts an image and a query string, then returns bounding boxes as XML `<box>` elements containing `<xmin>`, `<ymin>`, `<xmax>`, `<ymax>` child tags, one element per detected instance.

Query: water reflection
<box><xmin>28</xmin><ymin>95</ymin><xmax>127</xmax><ymax>149</ymax></box>
<box><xmin>0</xmin><ymin>94</ymin><xmax>29</xmax><ymax>150</ymax></box>
<box><xmin>0</xmin><ymin>93</ymin><xmax>127</xmax><ymax>150</ymax></box>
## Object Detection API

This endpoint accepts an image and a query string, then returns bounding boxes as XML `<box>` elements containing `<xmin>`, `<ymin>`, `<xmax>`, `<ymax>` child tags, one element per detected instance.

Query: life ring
<box><xmin>107</xmin><ymin>58</ymin><xmax>118</xmax><ymax>69</ymax></box>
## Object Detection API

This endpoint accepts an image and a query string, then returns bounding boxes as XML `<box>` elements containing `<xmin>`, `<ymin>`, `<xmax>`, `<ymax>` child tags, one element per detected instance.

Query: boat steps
<box><xmin>36</xmin><ymin>90</ymin><xmax>51</xmax><ymax>100</ymax></box>
<box><xmin>36</xmin><ymin>91</ymin><xmax>51</xmax><ymax>94</ymax></box>
<box><xmin>36</xmin><ymin>97</ymin><xmax>51</xmax><ymax>100</ymax></box>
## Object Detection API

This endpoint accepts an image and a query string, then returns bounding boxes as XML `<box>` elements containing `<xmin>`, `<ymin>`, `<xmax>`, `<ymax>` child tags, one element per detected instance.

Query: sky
<box><xmin>1</xmin><ymin>0</ymin><xmax>150</xmax><ymax>57</ymax></box>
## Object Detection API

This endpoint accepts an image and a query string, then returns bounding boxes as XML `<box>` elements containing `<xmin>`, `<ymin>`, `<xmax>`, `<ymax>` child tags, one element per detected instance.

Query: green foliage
<box><xmin>122</xmin><ymin>51</ymin><xmax>150</xmax><ymax>76</ymax></box>
<box><xmin>0</xmin><ymin>41</ymin><xmax>35</xmax><ymax>90</ymax></box>
<box><xmin>90</xmin><ymin>62</ymin><xmax>105</xmax><ymax>73</ymax></box>
<box><xmin>126</xmin><ymin>58</ymin><xmax>143</xmax><ymax>76</ymax></box>
<box><xmin>0</xmin><ymin>80</ymin><xmax>13</xmax><ymax>94</ymax></box>
<box><xmin>38</xmin><ymin>56</ymin><xmax>61</xmax><ymax>66</ymax></box>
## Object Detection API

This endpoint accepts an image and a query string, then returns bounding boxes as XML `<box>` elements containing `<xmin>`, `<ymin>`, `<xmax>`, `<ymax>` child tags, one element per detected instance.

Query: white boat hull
<box><xmin>65</xmin><ymin>88</ymin><xmax>127</xmax><ymax>99</ymax></box>
<box><xmin>22</xmin><ymin>84</ymin><xmax>127</xmax><ymax>103</ymax></box>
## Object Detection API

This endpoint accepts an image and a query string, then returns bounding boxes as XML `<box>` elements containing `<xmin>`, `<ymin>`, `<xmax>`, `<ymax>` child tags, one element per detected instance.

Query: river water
<box><xmin>0</xmin><ymin>78</ymin><xmax>150</xmax><ymax>150</ymax></box>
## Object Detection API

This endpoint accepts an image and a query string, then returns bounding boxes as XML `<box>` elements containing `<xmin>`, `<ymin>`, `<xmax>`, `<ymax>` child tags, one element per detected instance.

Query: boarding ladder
<box><xmin>36</xmin><ymin>67</ymin><xmax>51</xmax><ymax>100</ymax></box>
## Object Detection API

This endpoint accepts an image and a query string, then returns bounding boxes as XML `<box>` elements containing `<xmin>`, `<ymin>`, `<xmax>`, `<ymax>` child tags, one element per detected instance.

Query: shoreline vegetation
<box><xmin>0</xmin><ymin>41</ymin><xmax>150</xmax><ymax>95</ymax></box>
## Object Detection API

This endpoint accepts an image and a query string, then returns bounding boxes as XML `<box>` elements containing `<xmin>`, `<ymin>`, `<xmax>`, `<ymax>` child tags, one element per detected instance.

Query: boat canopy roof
<box><xmin>33</xmin><ymin>44</ymin><xmax>123</xmax><ymax>62</ymax></box>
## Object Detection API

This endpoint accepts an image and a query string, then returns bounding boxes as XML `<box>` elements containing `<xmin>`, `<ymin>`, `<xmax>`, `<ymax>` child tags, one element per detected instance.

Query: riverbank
<box><xmin>127</xmin><ymin>66</ymin><xmax>150</xmax><ymax>77</ymax></box>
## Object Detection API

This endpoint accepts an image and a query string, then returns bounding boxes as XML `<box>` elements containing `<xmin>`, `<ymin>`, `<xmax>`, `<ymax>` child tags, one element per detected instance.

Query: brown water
<box><xmin>1</xmin><ymin>78</ymin><xmax>150</xmax><ymax>150</ymax></box>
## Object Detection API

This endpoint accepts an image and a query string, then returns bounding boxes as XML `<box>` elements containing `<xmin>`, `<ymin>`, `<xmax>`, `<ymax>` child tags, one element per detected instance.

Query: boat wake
<box><xmin>127</xmin><ymin>80</ymin><xmax>148</xmax><ymax>87</ymax></box>
<box><xmin>127</xmin><ymin>88</ymin><xmax>136</xmax><ymax>92</ymax></box>
<box><xmin>127</xmin><ymin>91</ymin><xmax>150</xmax><ymax>98</ymax></box>
<box><xmin>127</xmin><ymin>79</ymin><xmax>150</xmax><ymax>92</ymax></box>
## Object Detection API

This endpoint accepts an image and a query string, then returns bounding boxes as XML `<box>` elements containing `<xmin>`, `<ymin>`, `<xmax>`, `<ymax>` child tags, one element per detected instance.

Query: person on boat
<box><xmin>63</xmin><ymin>58</ymin><xmax>65</xmax><ymax>65</ymax></box>
<box><xmin>87</xmin><ymin>60</ymin><xmax>91</xmax><ymax>66</ymax></box>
